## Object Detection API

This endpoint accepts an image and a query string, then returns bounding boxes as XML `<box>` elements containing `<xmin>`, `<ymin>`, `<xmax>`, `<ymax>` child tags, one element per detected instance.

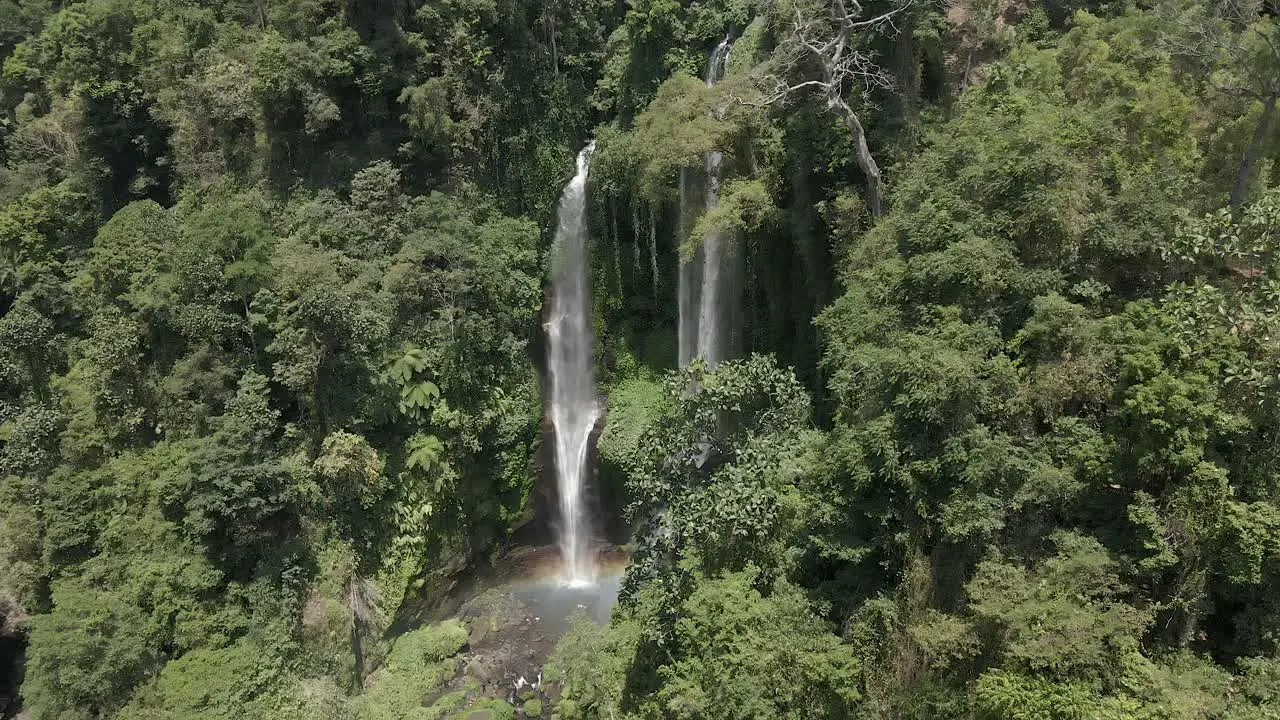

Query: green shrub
<box><xmin>388</xmin><ymin>621</ymin><xmax>469</xmax><ymax>666</ymax></box>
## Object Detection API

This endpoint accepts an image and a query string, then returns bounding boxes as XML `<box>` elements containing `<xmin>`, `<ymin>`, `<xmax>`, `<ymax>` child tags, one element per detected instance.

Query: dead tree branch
<box><xmin>750</xmin><ymin>0</ymin><xmax>910</xmax><ymax>217</ymax></box>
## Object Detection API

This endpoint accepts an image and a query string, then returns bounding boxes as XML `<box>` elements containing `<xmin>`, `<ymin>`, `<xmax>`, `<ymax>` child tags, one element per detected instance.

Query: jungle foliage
<box><xmin>1</xmin><ymin>0</ymin><xmax>1279</xmax><ymax>717</ymax></box>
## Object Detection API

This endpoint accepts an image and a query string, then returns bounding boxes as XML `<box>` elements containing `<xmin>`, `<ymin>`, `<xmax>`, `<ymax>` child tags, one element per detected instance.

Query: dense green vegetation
<box><xmin>1</xmin><ymin>0</ymin><xmax>1279</xmax><ymax>717</ymax></box>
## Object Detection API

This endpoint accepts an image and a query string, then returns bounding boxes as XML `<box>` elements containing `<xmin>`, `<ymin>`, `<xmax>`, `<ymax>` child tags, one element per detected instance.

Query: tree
<box><xmin>306</xmin><ymin>542</ymin><xmax>385</xmax><ymax>692</ymax></box>
<box><xmin>0</xmin><ymin>503</ymin><xmax>41</xmax><ymax>633</ymax></box>
<box><xmin>656</xmin><ymin>568</ymin><xmax>861</xmax><ymax>719</ymax></box>
<box><xmin>621</xmin><ymin>354</ymin><xmax>817</xmax><ymax>601</ymax></box>
<box><xmin>1225</xmin><ymin>15</ymin><xmax>1280</xmax><ymax>208</ymax></box>
<box><xmin>754</xmin><ymin>0</ymin><xmax>909</xmax><ymax>217</ymax></box>
<box><xmin>1160</xmin><ymin>0</ymin><xmax>1280</xmax><ymax>207</ymax></box>
<box><xmin>23</xmin><ymin>581</ymin><xmax>162</xmax><ymax>719</ymax></box>
<box><xmin>116</xmin><ymin>639</ymin><xmax>299</xmax><ymax>720</ymax></box>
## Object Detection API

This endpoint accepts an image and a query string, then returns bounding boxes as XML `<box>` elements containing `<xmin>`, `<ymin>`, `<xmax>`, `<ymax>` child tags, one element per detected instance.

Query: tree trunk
<box><xmin>546</xmin><ymin>8</ymin><xmax>560</xmax><ymax>77</ymax></box>
<box><xmin>350</xmin><ymin>622</ymin><xmax>365</xmax><ymax>693</ymax></box>
<box><xmin>1230</xmin><ymin>94</ymin><xmax>1277</xmax><ymax>209</ymax></box>
<box><xmin>648</xmin><ymin>203</ymin><xmax>659</xmax><ymax>302</ymax></box>
<box><xmin>828</xmin><ymin>94</ymin><xmax>886</xmax><ymax>217</ymax></box>
<box><xmin>631</xmin><ymin>202</ymin><xmax>641</xmax><ymax>277</ymax></box>
<box><xmin>611</xmin><ymin>197</ymin><xmax>622</xmax><ymax>294</ymax></box>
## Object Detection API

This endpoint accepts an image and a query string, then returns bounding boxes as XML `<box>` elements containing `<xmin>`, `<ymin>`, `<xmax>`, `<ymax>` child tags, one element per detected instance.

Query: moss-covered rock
<box><xmin>451</xmin><ymin>697</ymin><xmax>516</xmax><ymax>720</ymax></box>
<box><xmin>355</xmin><ymin>621</ymin><xmax>470</xmax><ymax>720</ymax></box>
<box><xmin>424</xmin><ymin>690</ymin><xmax>469</xmax><ymax>719</ymax></box>
<box><xmin>391</xmin><ymin>621</ymin><xmax>469</xmax><ymax>666</ymax></box>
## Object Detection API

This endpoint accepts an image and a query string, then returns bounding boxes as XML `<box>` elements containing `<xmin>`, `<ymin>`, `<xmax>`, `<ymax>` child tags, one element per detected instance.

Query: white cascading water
<box><xmin>546</xmin><ymin>142</ymin><xmax>599</xmax><ymax>587</ymax></box>
<box><xmin>679</xmin><ymin>36</ymin><xmax>734</xmax><ymax>368</ymax></box>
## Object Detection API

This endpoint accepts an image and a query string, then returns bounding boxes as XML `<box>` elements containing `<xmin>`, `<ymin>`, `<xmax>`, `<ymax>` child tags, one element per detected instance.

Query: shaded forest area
<box><xmin>1</xmin><ymin>0</ymin><xmax>1280</xmax><ymax>717</ymax></box>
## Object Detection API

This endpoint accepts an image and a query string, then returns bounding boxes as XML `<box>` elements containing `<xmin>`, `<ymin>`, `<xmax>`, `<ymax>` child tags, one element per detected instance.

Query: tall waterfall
<box><xmin>679</xmin><ymin>36</ymin><xmax>735</xmax><ymax>368</ymax></box>
<box><xmin>546</xmin><ymin>142</ymin><xmax>598</xmax><ymax>587</ymax></box>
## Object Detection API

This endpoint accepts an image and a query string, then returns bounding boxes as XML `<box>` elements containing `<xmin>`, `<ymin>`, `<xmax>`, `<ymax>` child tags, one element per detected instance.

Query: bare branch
<box><xmin>753</xmin><ymin>0</ymin><xmax>907</xmax><ymax>216</ymax></box>
<box><xmin>1254</xmin><ymin>23</ymin><xmax>1280</xmax><ymax>64</ymax></box>
<box><xmin>849</xmin><ymin>7</ymin><xmax>907</xmax><ymax>32</ymax></box>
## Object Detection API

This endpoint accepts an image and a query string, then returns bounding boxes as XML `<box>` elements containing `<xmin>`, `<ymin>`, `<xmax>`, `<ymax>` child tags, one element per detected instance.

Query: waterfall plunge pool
<box><xmin>391</xmin><ymin>544</ymin><xmax>629</xmax><ymax>675</ymax></box>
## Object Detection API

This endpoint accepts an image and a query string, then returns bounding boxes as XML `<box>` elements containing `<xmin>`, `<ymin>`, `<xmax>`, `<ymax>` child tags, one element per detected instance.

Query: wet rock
<box><xmin>465</xmin><ymin>657</ymin><xmax>500</xmax><ymax>685</ymax></box>
<box><xmin>461</xmin><ymin>591</ymin><xmax>528</xmax><ymax>633</ymax></box>
<box><xmin>391</xmin><ymin>546</ymin><xmax>623</xmax><ymax>718</ymax></box>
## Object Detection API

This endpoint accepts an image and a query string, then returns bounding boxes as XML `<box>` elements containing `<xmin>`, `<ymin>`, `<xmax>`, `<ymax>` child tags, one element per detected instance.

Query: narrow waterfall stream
<box><xmin>696</xmin><ymin>35</ymin><xmax>734</xmax><ymax>367</ymax></box>
<box><xmin>679</xmin><ymin>35</ymin><xmax>735</xmax><ymax>368</ymax></box>
<box><xmin>546</xmin><ymin>142</ymin><xmax>599</xmax><ymax>586</ymax></box>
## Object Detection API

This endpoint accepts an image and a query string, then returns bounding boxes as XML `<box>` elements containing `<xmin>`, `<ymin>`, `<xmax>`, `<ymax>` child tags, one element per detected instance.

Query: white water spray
<box><xmin>546</xmin><ymin>143</ymin><xmax>599</xmax><ymax>587</ymax></box>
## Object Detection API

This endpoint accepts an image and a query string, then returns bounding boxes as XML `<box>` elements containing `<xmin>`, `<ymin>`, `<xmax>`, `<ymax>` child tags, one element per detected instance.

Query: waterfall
<box><xmin>679</xmin><ymin>35</ymin><xmax>735</xmax><ymax>368</ymax></box>
<box><xmin>546</xmin><ymin>142</ymin><xmax>599</xmax><ymax>587</ymax></box>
